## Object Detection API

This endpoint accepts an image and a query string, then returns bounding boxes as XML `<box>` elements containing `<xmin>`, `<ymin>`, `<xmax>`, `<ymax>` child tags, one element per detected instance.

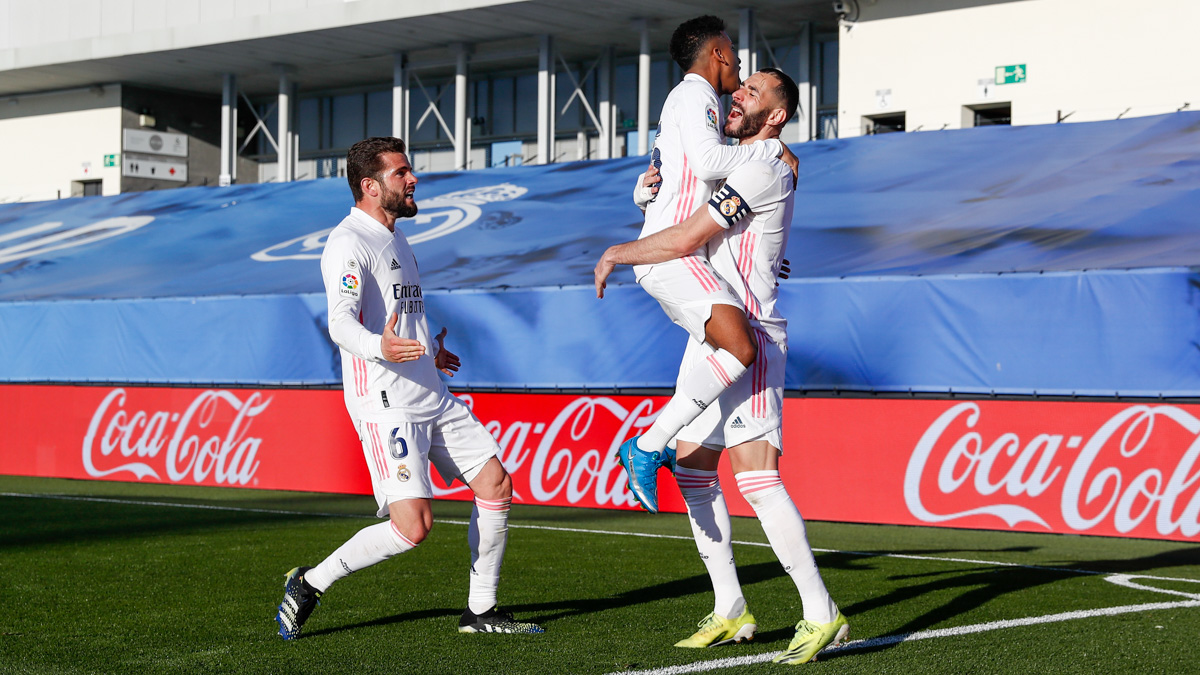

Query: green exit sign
<box><xmin>995</xmin><ymin>64</ymin><xmax>1026</xmax><ymax>85</ymax></box>
<box><xmin>103</xmin><ymin>153</ymin><xmax>119</xmax><ymax>167</ymax></box>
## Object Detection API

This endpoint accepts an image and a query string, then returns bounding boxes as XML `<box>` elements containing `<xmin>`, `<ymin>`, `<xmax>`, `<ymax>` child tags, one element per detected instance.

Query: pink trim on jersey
<box><xmin>737</xmin><ymin>231</ymin><xmax>762</xmax><ymax>319</ymax></box>
<box><xmin>475</xmin><ymin>497</ymin><xmax>512</xmax><ymax>512</ymax></box>
<box><xmin>389</xmin><ymin>520</ymin><xmax>418</xmax><ymax>548</ymax></box>
<box><xmin>736</xmin><ymin>471</ymin><xmax>783</xmax><ymax>495</ymax></box>
<box><xmin>707</xmin><ymin>353</ymin><xmax>734</xmax><ymax>388</ymax></box>
<box><xmin>353</xmin><ymin>357</ymin><xmax>367</xmax><ymax>397</ymax></box>
<box><xmin>683</xmin><ymin>255</ymin><xmax>720</xmax><ymax>293</ymax></box>
<box><xmin>752</xmin><ymin>330</ymin><xmax>768</xmax><ymax>418</ymax></box>
<box><xmin>673</xmin><ymin>156</ymin><xmax>697</xmax><ymax>225</ymax></box>
<box><xmin>675</xmin><ymin>471</ymin><xmax>719</xmax><ymax>490</ymax></box>
<box><xmin>366</xmin><ymin>422</ymin><xmax>387</xmax><ymax>481</ymax></box>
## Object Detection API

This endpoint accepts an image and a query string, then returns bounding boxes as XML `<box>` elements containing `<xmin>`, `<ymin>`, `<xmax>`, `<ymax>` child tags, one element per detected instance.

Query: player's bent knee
<box><xmin>467</xmin><ymin>457</ymin><xmax>511</xmax><ymax>501</ymax></box>
<box><xmin>730</xmin><ymin>337</ymin><xmax>758</xmax><ymax>367</ymax></box>
<box><xmin>390</xmin><ymin>518</ymin><xmax>430</xmax><ymax>545</ymax></box>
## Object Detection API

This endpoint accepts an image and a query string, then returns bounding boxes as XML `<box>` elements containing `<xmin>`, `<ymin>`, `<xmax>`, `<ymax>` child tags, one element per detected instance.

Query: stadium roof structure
<box><xmin>2</xmin><ymin>111</ymin><xmax>1199</xmax><ymax>396</ymax></box>
<box><xmin>0</xmin><ymin>0</ymin><xmax>839</xmax><ymax>97</ymax></box>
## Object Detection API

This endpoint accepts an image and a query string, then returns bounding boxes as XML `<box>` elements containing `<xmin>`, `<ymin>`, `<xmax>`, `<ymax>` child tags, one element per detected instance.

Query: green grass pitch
<box><xmin>2</xmin><ymin>475</ymin><xmax>1199</xmax><ymax>674</ymax></box>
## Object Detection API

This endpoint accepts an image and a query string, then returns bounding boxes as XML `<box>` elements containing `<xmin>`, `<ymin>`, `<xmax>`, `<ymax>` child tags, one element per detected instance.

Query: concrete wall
<box><xmin>837</xmin><ymin>0</ymin><xmax>1200</xmax><ymax>137</ymax></box>
<box><xmin>0</xmin><ymin>86</ymin><xmax>122</xmax><ymax>202</ymax></box>
<box><xmin>0</xmin><ymin>0</ymin><xmax>510</xmax><ymax>65</ymax></box>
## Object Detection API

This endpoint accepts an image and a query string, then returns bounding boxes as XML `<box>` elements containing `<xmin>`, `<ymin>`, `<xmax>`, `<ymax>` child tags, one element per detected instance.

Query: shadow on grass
<box><xmin>299</xmin><ymin>560</ymin><xmax>793</xmax><ymax>641</ymax></box>
<box><xmin>815</xmin><ymin>545</ymin><xmax>1200</xmax><ymax>661</ymax></box>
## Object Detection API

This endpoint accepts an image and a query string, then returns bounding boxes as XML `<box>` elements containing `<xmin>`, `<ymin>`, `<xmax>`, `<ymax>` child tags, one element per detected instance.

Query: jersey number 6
<box><xmin>388</xmin><ymin>429</ymin><xmax>409</xmax><ymax>460</ymax></box>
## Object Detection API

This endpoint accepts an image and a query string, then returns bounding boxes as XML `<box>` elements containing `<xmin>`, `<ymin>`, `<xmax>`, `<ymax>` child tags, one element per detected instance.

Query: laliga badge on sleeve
<box><xmin>340</xmin><ymin>270</ymin><xmax>361</xmax><ymax>298</ymax></box>
<box><xmin>705</xmin><ymin>105</ymin><xmax>719</xmax><ymax>131</ymax></box>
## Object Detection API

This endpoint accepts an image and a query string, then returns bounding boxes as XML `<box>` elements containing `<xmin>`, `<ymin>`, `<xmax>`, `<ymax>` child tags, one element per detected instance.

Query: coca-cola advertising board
<box><xmin>3</xmin><ymin>385</ymin><xmax>1199</xmax><ymax>542</ymax></box>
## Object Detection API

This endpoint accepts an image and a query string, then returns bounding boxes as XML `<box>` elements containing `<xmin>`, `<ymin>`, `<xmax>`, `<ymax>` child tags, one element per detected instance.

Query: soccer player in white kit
<box><xmin>596</xmin><ymin>70</ymin><xmax>848</xmax><ymax>665</ymax></box>
<box><xmin>275</xmin><ymin>137</ymin><xmax>542</xmax><ymax>639</ymax></box>
<box><xmin>612</xmin><ymin>15</ymin><xmax>800</xmax><ymax>515</ymax></box>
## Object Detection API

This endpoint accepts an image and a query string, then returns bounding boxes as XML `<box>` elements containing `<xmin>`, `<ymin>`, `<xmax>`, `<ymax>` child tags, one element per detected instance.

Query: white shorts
<box><xmin>675</xmin><ymin>329</ymin><xmax>785</xmax><ymax>451</ymax></box>
<box><xmin>636</xmin><ymin>256</ymin><xmax>744</xmax><ymax>343</ymax></box>
<box><xmin>354</xmin><ymin>394</ymin><xmax>499</xmax><ymax>517</ymax></box>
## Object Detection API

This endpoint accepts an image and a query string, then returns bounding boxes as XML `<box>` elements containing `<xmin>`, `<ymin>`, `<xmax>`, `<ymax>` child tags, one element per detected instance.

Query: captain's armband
<box><xmin>707</xmin><ymin>183</ymin><xmax>751</xmax><ymax>229</ymax></box>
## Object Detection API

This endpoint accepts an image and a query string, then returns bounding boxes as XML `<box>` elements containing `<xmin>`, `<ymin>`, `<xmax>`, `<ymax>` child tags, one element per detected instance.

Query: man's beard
<box><xmin>724</xmin><ymin>106</ymin><xmax>769</xmax><ymax>139</ymax></box>
<box><xmin>380</xmin><ymin>183</ymin><xmax>418</xmax><ymax>218</ymax></box>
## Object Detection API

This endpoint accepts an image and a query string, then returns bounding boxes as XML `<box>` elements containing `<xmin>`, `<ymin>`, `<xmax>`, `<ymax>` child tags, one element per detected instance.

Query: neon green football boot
<box><xmin>773</xmin><ymin>611</ymin><xmax>849</xmax><ymax>664</ymax></box>
<box><xmin>674</xmin><ymin>607</ymin><xmax>757</xmax><ymax>648</ymax></box>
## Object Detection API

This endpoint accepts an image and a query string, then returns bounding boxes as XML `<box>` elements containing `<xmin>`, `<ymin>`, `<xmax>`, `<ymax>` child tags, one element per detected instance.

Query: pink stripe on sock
<box><xmin>736</xmin><ymin>473</ymin><xmax>783</xmax><ymax>495</ymax></box>
<box><xmin>738</xmin><ymin>480</ymin><xmax>782</xmax><ymax>494</ymax></box>
<box><xmin>475</xmin><ymin>498</ymin><xmax>512</xmax><ymax>512</ymax></box>
<box><xmin>390</xmin><ymin>520</ymin><xmax>418</xmax><ymax>548</ymax></box>
<box><xmin>707</xmin><ymin>354</ymin><xmax>733</xmax><ymax>387</ymax></box>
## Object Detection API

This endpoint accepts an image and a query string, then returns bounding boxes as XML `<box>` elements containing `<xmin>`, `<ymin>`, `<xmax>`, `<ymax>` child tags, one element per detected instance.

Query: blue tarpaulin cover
<box><xmin>2</xmin><ymin>112</ymin><xmax>1199</xmax><ymax>395</ymax></box>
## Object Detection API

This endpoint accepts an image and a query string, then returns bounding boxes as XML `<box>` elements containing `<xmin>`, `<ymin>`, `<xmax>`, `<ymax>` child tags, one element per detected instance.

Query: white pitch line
<box><xmin>613</xmin><ymin>599</ymin><xmax>1200</xmax><ymax>675</ymax></box>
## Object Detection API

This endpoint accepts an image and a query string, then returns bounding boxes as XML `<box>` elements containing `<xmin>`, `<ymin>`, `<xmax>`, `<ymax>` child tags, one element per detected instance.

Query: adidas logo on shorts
<box><xmin>731</xmin><ymin>416</ymin><xmax>746</xmax><ymax>429</ymax></box>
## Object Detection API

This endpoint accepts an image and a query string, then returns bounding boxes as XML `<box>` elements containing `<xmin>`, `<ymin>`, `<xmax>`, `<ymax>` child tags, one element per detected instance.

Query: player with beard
<box><xmin>597</xmin><ymin>71</ymin><xmax>847</xmax><ymax>664</ymax></box>
<box><xmin>275</xmin><ymin>136</ymin><xmax>543</xmax><ymax>639</ymax></box>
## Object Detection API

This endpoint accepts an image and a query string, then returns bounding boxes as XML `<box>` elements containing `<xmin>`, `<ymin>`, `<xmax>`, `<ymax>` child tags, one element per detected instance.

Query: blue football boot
<box><xmin>617</xmin><ymin>435</ymin><xmax>671</xmax><ymax>513</ymax></box>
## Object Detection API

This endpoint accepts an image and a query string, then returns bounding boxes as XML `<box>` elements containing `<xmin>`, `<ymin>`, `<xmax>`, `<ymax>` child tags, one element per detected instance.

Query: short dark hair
<box><xmin>759</xmin><ymin>68</ymin><xmax>800</xmax><ymax>125</ymax></box>
<box><xmin>346</xmin><ymin>136</ymin><xmax>407</xmax><ymax>202</ymax></box>
<box><xmin>669</xmin><ymin>15</ymin><xmax>727</xmax><ymax>70</ymax></box>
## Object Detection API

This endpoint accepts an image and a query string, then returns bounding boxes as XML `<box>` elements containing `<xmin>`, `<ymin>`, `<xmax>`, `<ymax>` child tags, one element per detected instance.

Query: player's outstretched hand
<box><xmin>381</xmin><ymin>312</ymin><xmax>426</xmax><ymax>363</ymax></box>
<box><xmin>779</xmin><ymin>144</ymin><xmax>799</xmax><ymax>188</ymax></box>
<box><xmin>434</xmin><ymin>327</ymin><xmax>460</xmax><ymax>376</ymax></box>
<box><xmin>595</xmin><ymin>249</ymin><xmax>617</xmax><ymax>299</ymax></box>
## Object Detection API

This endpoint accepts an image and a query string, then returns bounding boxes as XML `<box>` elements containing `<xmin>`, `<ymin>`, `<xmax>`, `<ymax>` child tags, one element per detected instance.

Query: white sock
<box><xmin>737</xmin><ymin>471</ymin><xmax>838</xmax><ymax>624</ymax></box>
<box><xmin>639</xmin><ymin>348</ymin><xmax>747</xmax><ymax>454</ymax></box>
<box><xmin>467</xmin><ymin>497</ymin><xmax>511</xmax><ymax>615</ymax></box>
<box><xmin>677</xmin><ymin>467</ymin><xmax>745</xmax><ymax>619</ymax></box>
<box><xmin>304</xmin><ymin>519</ymin><xmax>417</xmax><ymax>593</ymax></box>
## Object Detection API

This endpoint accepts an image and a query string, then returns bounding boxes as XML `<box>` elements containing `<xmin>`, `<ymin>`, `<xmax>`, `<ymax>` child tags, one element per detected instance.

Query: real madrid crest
<box><xmin>720</xmin><ymin>198</ymin><xmax>738</xmax><ymax>216</ymax></box>
<box><xmin>397</xmin><ymin>463</ymin><xmax>411</xmax><ymax>482</ymax></box>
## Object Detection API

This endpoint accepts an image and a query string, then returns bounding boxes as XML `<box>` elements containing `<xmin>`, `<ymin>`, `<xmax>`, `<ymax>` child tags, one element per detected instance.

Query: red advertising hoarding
<box><xmin>2</xmin><ymin>384</ymin><xmax>1198</xmax><ymax>542</ymax></box>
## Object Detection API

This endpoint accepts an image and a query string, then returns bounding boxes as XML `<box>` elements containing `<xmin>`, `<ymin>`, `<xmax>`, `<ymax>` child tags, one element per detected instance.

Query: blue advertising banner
<box><xmin>2</xmin><ymin>112</ymin><xmax>1199</xmax><ymax>394</ymax></box>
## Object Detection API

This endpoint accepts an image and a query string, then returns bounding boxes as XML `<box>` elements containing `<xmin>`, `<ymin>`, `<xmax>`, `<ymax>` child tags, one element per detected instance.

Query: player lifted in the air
<box><xmin>610</xmin><ymin>15</ymin><xmax>798</xmax><ymax>514</ymax></box>
<box><xmin>596</xmin><ymin>69</ymin><xmax>847</xmax><ymax>666</ymax></box>
<box><xmin>275</xmin><ymin>137</ymin><xmax>543</xmax><ymax>639</ymax></box>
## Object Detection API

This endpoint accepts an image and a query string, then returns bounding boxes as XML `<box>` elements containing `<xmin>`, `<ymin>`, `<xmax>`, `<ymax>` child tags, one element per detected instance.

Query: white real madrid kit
<box><xmin>321</xmin><ymin>207</ymin><xmax>499</xmax><ymax>515</ymax></box>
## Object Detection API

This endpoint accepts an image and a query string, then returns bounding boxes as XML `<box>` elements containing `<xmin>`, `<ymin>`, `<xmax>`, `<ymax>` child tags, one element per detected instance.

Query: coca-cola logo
<box><xmin>83</xmin><ymin>388</ymin><xmax>270</xmax><ymax>485</ymax></box>
<box><xmin>906</xmin><ymin>402</ymin><xmax>1200</xmax><ymax>537</ymax></box>
<box><xmin>436</xmin><ymin>395</ymin><xmax>652</xmax><ymax>509</ymax></box>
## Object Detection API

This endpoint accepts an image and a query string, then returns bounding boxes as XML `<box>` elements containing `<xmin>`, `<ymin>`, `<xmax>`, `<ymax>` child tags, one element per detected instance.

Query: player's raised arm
<box><xmin>595</xmin><ymin>201</ymin><xmax>725</xmax><ymax>298</ymax></box>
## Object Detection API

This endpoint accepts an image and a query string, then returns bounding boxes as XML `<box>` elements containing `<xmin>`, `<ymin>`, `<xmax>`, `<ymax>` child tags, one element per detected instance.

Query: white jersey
<box><xmin>637</xmin><ymin>74</ymin><xmax>783</xmax><ymax>276</ymax></box>
<box><xmin>703</xmin><ymin>158</ymin><xmax>794</xmax><ymax>345</ymax></box>
<box><xmin>321</xmin><ymin>207</ymin><xmax>449</xmax><ymax>422</ymax></box>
